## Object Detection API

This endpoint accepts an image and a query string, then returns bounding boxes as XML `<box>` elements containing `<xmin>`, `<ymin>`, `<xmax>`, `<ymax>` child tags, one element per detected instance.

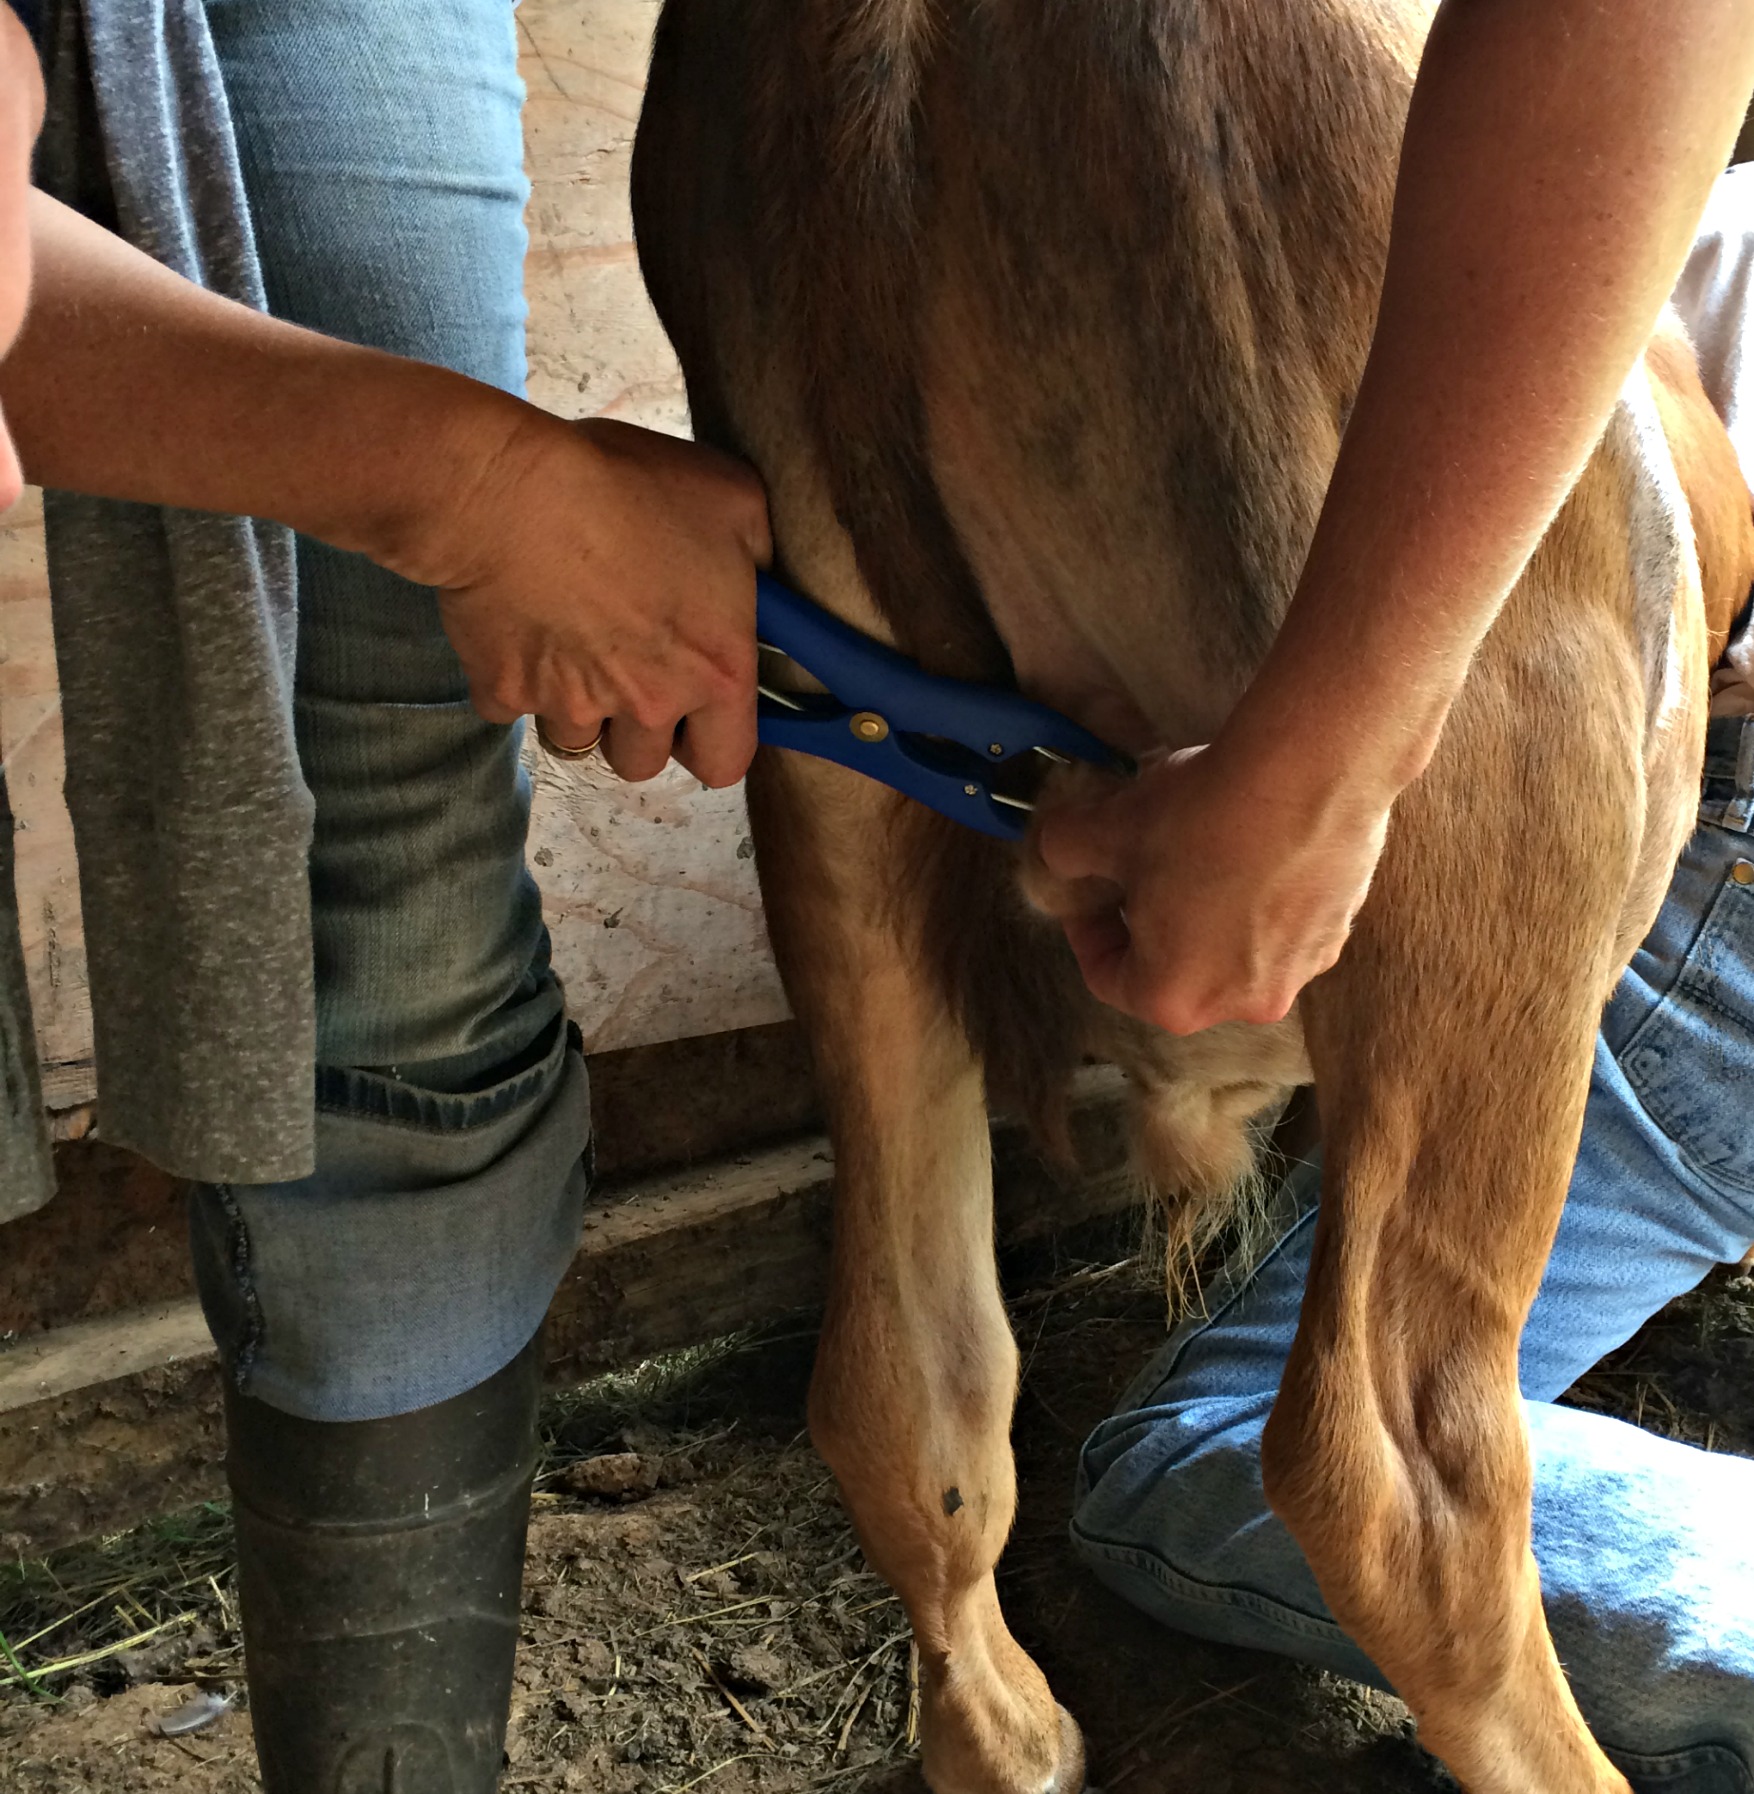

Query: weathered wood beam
<box><xmin>0</xmin><ymin>1023</ymin><xmax>821</xmax><ymax>1340</ymax></box>
<box><xmin>0</xmin><ymin>1072</ymin><xmax>1137</xmax><ymax>1552</ymax></box>
<box><xmin>0</xmin><ymin>1298</ymin><xmax>215</xmax><ymax>1413</ymax></box>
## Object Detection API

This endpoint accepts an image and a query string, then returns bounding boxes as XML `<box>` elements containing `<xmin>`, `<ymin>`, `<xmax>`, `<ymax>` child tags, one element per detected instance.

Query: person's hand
<box><xmin>0</xmin><ymin>200</ymin><xmax>772</xmax><ymax>781</ymax></box>
<box><xmin>407</xmin><ymin>408</ymin><xmax>772</xmax><ymax>787</ymax></box>
<box><xmin>1033</xmin><ymin>738</ymin><xmax>1393</xmax><ymax>1034</ymax></box>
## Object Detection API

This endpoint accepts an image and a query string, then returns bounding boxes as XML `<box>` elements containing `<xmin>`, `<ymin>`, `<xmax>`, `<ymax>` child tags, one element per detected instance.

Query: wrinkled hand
<box><xmin>1034</xmin><ymin>740</ymin><xmax>1393</xmax><ymax>1034</ymax></box>
<box><xmin>416</xmin><ymin>410</ymin><xmax>772</xmax><ymax>787</ymax></box>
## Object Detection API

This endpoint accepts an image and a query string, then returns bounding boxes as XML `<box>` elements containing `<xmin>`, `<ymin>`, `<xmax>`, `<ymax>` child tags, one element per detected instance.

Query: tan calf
<box><xmin>632</xmin><ymin>1</ymin><xmax>1754</xmax><ymax>1789</ymax></box>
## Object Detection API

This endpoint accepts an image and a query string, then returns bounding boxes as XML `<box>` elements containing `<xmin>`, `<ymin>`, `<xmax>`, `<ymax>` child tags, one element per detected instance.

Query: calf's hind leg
<box><xmin>1262</xmin><ymin>565</ymin><xmax>1657</xmax><ymax>1793</ymax></box>
<box><xmin>747</xmin><ymin>756</ymin><xmax>1084</xmax><ymax>1794</ymax></box>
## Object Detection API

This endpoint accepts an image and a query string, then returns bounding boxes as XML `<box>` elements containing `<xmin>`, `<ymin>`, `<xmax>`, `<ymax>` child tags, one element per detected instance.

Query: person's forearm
<box><xmin>0</xmin><ymin>190</ymin><xmax>522</xmax><ymax>572</ymax></box>
<box><xmin>1230</xmin><ymin>0</ymin><xmax>1754</xmax><ymax>797</ymax></box>
<box><xmin>0</xmin><ymin>188</ymin><xmax>773</xmax><ymax>787</ymax></box>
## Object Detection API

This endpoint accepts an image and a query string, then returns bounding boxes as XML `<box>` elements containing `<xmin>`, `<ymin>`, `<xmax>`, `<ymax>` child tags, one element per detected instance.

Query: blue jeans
<box><xmin>1074</xmin><ymin>714</ymin><xmax>1754</xmax><ymax>1794</ymax></box>
<box><xmin>187</xmin><ymin>0</ymin><xmax>588</xmax><ymax>1422</ymax></box>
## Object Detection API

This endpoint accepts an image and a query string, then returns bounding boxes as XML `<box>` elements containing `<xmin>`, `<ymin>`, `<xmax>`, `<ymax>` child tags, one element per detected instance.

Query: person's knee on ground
<box><xmin>1071</xmin><ymin>719</ymin><xmax>1754</xmax><ymax>1788</ymax></box>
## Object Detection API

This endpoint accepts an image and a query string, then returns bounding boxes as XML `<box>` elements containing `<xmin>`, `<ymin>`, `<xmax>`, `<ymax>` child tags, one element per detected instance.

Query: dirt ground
<box><xmin>3</xmin><ymin>1230</ymin><xmax>1752</xmax><ymax>1794</ymax></box>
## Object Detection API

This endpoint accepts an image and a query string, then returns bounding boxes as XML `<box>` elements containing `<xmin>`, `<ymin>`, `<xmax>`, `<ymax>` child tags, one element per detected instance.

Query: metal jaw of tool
<box><xmin>754</xmin><ymin>574</ymin><xmax>1135</xmax><ymax>842</ymax></box>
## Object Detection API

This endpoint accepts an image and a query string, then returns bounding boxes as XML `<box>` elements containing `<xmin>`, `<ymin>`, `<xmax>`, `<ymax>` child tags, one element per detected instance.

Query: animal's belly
<box><xmin>920</xmin><ymin>299</ymin><xmax>1274</xmax><ymax>759</ymax></box>
<box><xmin>906</xmin><ymin>5</ymin><xmax>1407</xmax><ymax>757</ymax></box>
<box><xmin>923</xmin><ymin>437</ymin><xmax>1172</xmax><ymax>757</ymax></box>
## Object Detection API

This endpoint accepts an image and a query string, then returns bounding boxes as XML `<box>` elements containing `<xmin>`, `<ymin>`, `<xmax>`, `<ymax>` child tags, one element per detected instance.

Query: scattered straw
<box><xmin>658</xmin><ymin>1750</ymin><xmax>766</xmax><ymax>1794</ymax></box>
<box><xmin>691</xmin><ymin>1646</ymin><xmax>773</xmax><ymax>1747</ymax></box>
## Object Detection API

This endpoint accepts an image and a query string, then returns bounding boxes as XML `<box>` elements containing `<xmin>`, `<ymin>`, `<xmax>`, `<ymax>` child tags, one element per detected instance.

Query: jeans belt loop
<box><xmin>1724</xmin><ymin>718</ymin><xmax>1754</xmax><ymax>834</ymax></box>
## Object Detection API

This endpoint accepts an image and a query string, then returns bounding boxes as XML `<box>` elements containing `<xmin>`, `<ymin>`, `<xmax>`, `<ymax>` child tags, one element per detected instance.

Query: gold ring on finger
<box><xmin>534</xmin><ymin>717</ymin><xmax>605</xmax><ymax>762</ymax></box>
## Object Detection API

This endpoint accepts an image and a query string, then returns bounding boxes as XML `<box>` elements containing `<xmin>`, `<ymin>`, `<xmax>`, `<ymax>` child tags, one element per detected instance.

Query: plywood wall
<box><xmin>0</xmin><ymin>0</ymin><xmax>788</xmax><ymax>1113</ymax></box>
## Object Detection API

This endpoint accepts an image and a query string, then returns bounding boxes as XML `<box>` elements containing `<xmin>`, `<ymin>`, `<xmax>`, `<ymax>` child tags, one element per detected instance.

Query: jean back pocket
<box><xmin>1621</xmin><ymin>858</ymin><xmax>1754</xmax><ymax>1194</ymax></box>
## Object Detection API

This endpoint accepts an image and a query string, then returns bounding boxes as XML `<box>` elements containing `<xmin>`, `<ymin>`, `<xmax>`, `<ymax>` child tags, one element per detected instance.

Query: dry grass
<box><xmin>0</xmin><ymin>1502</ymin><xmax>239</xmax><ymax>1702</ymax></box>
<box><xmin>2</xmin><ymin>1240</ymin><xmax>1749</xmax><ymax>1794</ymax></box>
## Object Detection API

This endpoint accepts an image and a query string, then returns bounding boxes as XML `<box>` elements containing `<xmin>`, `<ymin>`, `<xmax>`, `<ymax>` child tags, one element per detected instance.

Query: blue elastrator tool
<box><xmin>754</xmin><ymin>573</ymin><xmax>1134</xmax><ymax>842</ymax></box>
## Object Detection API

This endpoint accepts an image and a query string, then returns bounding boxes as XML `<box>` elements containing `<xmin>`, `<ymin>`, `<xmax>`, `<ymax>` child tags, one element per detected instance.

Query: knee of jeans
<box><xmin>1073</xmin><ymin>1391</ymin><xmax>1279</xmax><ymax>1564</ymax></box>
<box><xmin>189</xmin><ymin>1029</ymin><xmax>592</xmax><ymax>1422</ymax></box>
<box><xmin>1069</xmin><ymin>1394</ymin><xmax>1389</xmax><ymax>1690</ymax></box>
<box><xmin>1525</xmin><ymin>1409</ymin><xmax>1754</xmax><ymax>1782</ymax></box>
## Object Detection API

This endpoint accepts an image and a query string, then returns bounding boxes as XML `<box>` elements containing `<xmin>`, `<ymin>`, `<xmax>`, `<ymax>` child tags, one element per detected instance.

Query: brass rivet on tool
<box><xmin>849</xmin><ymin>711</ymin><xmax>890</xmax><ymax>743</ymax></box>
<box><xmin>964</xmin><ymin>784</ymin><xmax>980</xmax><ymax>797</ymax></box>
<box><xmin>1734</xmin><ymin>860</ymin><xmax>1754</xmax><ymax>886</ymax></box>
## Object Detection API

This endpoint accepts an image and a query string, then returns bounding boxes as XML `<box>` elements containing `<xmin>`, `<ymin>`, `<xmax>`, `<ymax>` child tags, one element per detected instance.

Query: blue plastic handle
<box><xmin>753</xmin><ymin>574</ymin><xmax>1130</xmax><ymax>840</ymax></box>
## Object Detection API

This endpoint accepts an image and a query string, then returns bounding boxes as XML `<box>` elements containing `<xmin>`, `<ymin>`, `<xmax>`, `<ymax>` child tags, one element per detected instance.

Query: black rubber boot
<box><xmin>224</xmin><ymin>1335</ymin><xmax>542</xmax><ymax>1794</ymax></box>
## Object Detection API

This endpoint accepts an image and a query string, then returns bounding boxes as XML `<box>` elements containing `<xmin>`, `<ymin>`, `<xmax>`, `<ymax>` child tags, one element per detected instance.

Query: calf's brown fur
<box><xmin>632</xmin><ymin>2</ymin><xmax>1754</xmax><ymax>1789</ymax></box>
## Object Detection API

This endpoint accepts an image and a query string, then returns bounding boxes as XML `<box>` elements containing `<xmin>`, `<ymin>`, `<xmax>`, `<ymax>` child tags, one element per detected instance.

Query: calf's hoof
<box><xmin>919</xmin><ymin>1645</ymin><xmax>1085</xmax><ymax>1794</ymax></box>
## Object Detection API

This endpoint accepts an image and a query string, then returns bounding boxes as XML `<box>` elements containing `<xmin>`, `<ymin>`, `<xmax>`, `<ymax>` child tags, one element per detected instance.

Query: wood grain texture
<box><xmin>0</xmin><ymin>1141</ymin><xmax>192</xmax><ymax>1337</ymax></box>
<box><xmin>0</xmin><ymin>490</ymin><xmax>92</xmax><ymax>1107</ymax></box>
<box><xmin>0</xmin><ymin>1297</ymin><xmax>216</xmax><ymax>1413</ymax></box>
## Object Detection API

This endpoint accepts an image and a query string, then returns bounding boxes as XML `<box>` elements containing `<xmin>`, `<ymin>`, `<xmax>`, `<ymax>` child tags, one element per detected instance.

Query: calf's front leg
<box><xmin>1261</xmin><ymin>585</ymin><xmax>1650</xmax><ymax>1794</ymax></box>
<box><xmin>749</xmin><ymin>754</ymin><xmax>1084</xmax><ymax>1794</ymax></box>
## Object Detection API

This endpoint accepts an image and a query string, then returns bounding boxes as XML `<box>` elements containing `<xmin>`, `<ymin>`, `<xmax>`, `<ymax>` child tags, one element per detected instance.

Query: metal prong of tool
<box><xmin>758</xmin><ymin>640</ymin><xmax>817</xmax><ymax>715</ymax></box>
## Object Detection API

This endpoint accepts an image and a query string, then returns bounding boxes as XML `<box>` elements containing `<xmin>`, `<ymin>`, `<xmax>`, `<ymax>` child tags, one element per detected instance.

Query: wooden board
<box><xmin>0</xmin><ymin>1075</ymin><xmax>1140</xmax><ymax>1552</ymax></box>
<box><xmin>516</xmin><ymin>0</ymin><xmax>788</xmax><ymax>1055</ymax></box>
<box><xmin>0</xmin><ymin>1022</ymin><xmax>822</xmax><ymax>1341</ymax></box>
<box><xmin>0</xmin><ymin>491</ymin><xmax>90</xmax><ymax>1101</ymax></box>
<box><xmin>0</xmin><ymin>0</ymin><xmax>788</xmax><ymax>1119</ymax></box>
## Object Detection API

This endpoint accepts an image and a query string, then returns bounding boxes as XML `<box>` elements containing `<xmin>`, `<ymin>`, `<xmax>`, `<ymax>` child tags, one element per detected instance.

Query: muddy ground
<box><xmin>3</xmin><ymin>1230</ymin><xmax>1751</xmax><ymax>1794</ymax></box>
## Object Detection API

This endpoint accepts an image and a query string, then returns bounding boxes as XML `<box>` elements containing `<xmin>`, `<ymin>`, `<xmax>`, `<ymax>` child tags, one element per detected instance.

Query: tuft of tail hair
<box><xmin>1133</xmin><ymin>1104</ymin><xmax>1294</xmax><ymax>1323</ymax></box>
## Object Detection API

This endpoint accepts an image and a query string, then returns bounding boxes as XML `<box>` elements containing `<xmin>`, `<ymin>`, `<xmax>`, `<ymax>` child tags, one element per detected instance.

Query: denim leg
<box><xmin>203</xmin><ymin>0</ymin><xmax>550</xmax><ymax>1083</ymax></box>
<box><xmin>1073</xmin><ymin>719</ymin><xmax>1754</xmax><ymax>1792</ymax></box>
<box><xmin>188</xmin><ymin>0</ymin><xmax>586</xmax><ymax>1421</ymax></box>
<box><xmin>190</xmin><ymin>1025</ymin><xmax>590</xmax><ymax>1422</ymax></box>
<box><xmin>1072</xmin><ymin>1168</ymin><xmax>1379</xmax><ymax>1686</ymax></box>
